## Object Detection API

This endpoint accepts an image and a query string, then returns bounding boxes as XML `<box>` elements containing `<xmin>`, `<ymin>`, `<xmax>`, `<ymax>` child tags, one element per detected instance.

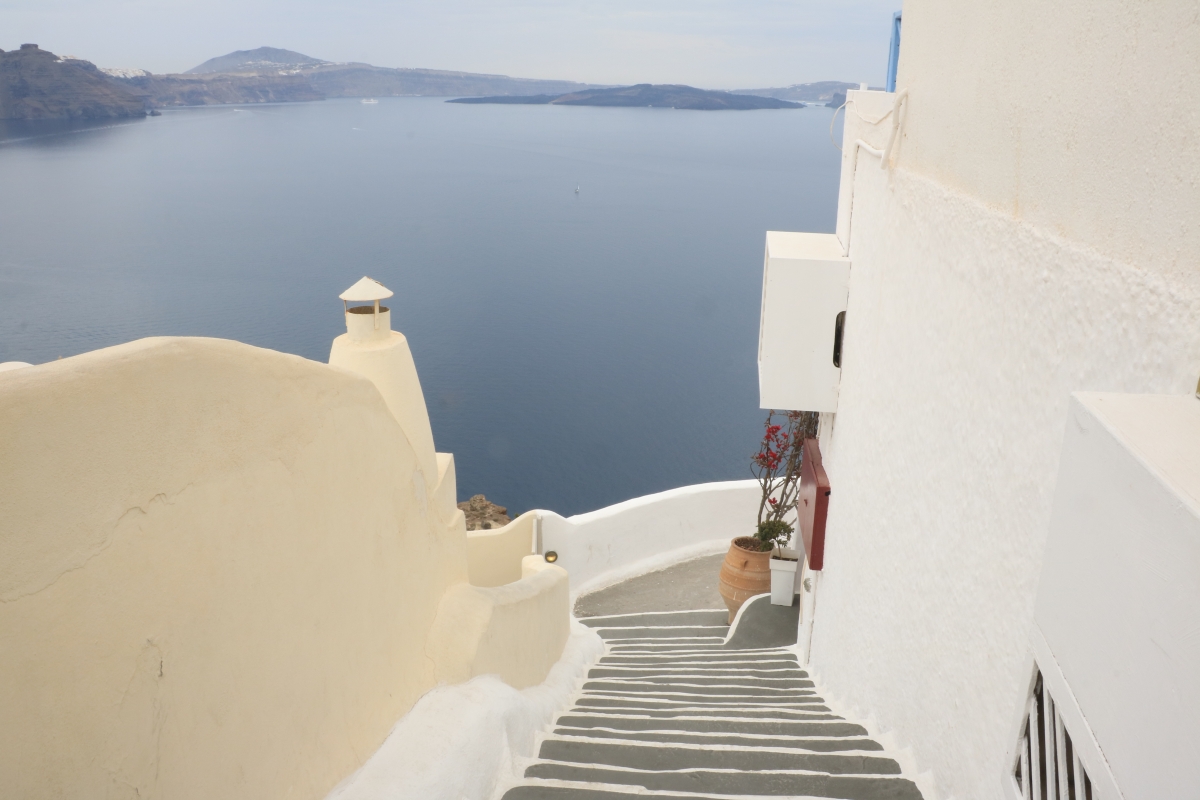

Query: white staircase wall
<box><xmin>1033</xmin><ymin>393</ymin><xmax>1200</xmax><ymax>800</ymax></box>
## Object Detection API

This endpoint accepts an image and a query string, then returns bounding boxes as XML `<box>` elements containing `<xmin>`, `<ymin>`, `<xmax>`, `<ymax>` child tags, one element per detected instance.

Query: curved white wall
<box><xmin>541</xmin><ymin>480</ymin><xmax>762</xmax><ymax>596</ymax></box>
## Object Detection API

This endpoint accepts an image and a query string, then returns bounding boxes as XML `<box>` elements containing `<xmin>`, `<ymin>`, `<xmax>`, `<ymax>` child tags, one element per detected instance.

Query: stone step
<box><xmin>586</xmin><ymin>674</ymin><xmax>815</xmax><ymax>688</ymax></box>
<box><xmin>536</xmin><ymin>739</ymin><xmax>903</xmax><ymax>775</ymax></box>
<box><xmin>550</xmin><ymin>728</ymin><xmax>883</xmax><ymax>752</ymax></box>
<box><xmin>518</xmin><ymin>764</ymin><xmax>925</xmax><ymax>799</ymax></box>
<box><xmin>504</xmin><ymin>596</ymin><xmax>922</xmax><ymax>800</ymax></box>
<box><xmin>575</xmin><ymin>696</ymin><xmax>830</xmax><ymax>711</ymax></box>
<box><xmin>568</xmin><ymin>706</ymin><xmax>840</xmax><ymax>721</ymax></box>
<box><xmin>554</xmin><ymin>714</ymin><xmax>869</xmax><ymax>737</ymax></box>
<box><xmin>578</xmin><ymin>611</ymin><xmax>730</xmax><ymax>628</ymax></box>
<box><xmin>581</xmin><ymin>681</ymin><xmax>818</xmax><ymax>696</ymax></box>
<box><xmin>588</xmin><ymin>667</ymin><xmax>810</xmax><ymax>679</ymax></box>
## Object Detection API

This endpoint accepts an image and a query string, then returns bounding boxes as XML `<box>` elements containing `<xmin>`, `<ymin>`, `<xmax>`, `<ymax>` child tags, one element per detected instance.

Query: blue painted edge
<box><xmin>886</xmin><ymin>11</ymin><xmax>903</xmax><ymax>93</ymax></box>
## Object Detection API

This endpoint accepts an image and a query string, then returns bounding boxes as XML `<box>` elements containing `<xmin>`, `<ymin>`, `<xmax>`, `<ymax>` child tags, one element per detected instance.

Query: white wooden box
<box><xmin>757</xmin><ymin>232</ymin><xmax>850</xmax><ymax>412</ymax></box>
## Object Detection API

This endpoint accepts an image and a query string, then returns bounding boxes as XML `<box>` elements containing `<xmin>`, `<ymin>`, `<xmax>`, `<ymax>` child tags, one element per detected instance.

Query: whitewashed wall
<box><xmin>807</xmin><ymin>4</ymin><xmax>1200</xmax><ymax>799</ymax></box>
<box><xmin>1029</xmin><ymin>393</ymin><xmax>1200</xmax><ymax>800</ymax></box>
<box><xmin>541</xmin><ymin>480</ymin><xmax>762</xmax><ymax>597</ymax></box>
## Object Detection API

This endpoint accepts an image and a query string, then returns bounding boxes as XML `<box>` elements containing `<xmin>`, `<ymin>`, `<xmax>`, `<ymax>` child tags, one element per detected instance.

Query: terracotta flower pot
<box><xmin>718</xmin><ymin>537</ymin><xmax>773</xmax><ymax>623</ymax></box>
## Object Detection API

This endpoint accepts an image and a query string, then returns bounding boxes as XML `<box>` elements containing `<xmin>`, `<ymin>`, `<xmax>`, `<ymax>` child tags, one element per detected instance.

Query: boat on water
<box><xmin>361</xmin><ymin>98</ymin><xmax>379</xmax><ymax>104</ymax></box>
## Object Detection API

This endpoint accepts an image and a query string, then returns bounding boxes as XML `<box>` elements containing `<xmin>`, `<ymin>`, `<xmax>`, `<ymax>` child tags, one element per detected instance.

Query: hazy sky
<box><xmin>2</xmin><ymin>0</ymin><xmax>900</xmax><ymax>89</ymax></box>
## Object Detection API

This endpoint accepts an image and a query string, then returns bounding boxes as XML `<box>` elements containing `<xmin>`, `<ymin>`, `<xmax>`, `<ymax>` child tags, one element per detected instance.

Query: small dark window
<box><xmin>832</xmin><ymin>311</ymin><xmax>846</xmax><ymax>368</ymax></box>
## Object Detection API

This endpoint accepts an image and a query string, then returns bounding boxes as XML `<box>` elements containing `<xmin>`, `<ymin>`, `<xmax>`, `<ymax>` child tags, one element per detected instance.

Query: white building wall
<box><xmin>808</xmin><ymin>5</ymin><xmax>1200</xmax><ymax>799</ymax></box>
<box><xmin>1032</xmin><ymin>394</ymin><xmax>1200</xmax><ymax>800</ymax></box>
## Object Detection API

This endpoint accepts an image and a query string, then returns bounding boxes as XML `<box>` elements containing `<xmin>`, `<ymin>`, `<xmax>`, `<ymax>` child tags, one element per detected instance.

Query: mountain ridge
<box><xmin>2</xmin><ymin>43</ymin><xmax>860</xmax><ymax>118</ymax></box>
<box><xmin>186</xmin><ymin>47</ymin><xmax>328</xmax><ymax>75</ymax></box>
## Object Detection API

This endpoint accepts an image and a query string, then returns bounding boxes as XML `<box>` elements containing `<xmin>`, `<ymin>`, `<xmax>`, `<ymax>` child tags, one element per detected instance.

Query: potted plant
<box><xmin>718</xmin><ymin>410</ymin><xmax>818</xmax><ymax>620</ymax></box>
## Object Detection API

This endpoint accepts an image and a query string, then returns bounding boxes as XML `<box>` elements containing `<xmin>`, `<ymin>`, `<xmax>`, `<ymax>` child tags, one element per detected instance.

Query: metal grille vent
<box><xmin>1013</xmin><ymin>671</ymin><xmax>1093</xmax><ymax>800</ymax></box>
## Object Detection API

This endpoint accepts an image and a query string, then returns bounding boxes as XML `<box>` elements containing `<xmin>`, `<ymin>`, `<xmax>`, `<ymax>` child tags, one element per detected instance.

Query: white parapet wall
<box><xmin>541</xmin><ymin>480</ymin><xmax>762</xmax><ymax>598</ymax></box>
<box><xmin>1017</xmin><ymin>393</ymin><xmax>1200</xmax><ymax>800</ymax></box>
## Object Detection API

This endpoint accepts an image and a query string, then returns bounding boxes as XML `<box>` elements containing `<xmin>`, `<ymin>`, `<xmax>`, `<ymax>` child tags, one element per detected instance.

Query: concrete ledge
<box><xmin>466</xmin><ymin>512</ymin><xmax>536</xmax><ymax>587</ymax></box>
<box><xmin>427</xmin><ymin>565</ymin><xmax>571</xmax><ymax>689</ymax></box>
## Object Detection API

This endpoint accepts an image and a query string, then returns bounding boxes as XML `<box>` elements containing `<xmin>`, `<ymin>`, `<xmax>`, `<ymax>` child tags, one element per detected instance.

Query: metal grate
<box><xmin>1013</xmin><ymin>671</ymin><xmax>1093</xmax><ymax>800</ymax></box>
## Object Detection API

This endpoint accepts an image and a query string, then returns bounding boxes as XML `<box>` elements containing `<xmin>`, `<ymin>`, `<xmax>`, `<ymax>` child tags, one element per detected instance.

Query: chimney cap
<box><xmin>339</xmin><ymin>276</ymin><xmax>393</xmax><ymax>302</ymax></box>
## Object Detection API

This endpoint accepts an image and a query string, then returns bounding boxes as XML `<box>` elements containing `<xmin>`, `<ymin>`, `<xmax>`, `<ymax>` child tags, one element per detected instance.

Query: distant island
<box><xmin>731</xmin><ymin>81</ymin><xmax>858</xmax><ymax>104</ymax></box>
<box><xmin>122</xmin><ymin>46</ymin><xmax>604</xmax><ymax>109</ymax></box>
<box><xmin>1</xmin><ymin>44</ymin><xmax>862</xmax><ymax>120</ymax></box>
<box><xmin>449</xmin><ymin>84</ymin><xmax>803</xmax><ymax>111</ymax></box>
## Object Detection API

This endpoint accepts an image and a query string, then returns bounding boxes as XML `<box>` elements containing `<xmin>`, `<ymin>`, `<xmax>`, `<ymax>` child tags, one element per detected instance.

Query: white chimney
<box><xmin>329</xmin><ymin>276</ymin><xmax>439</xmax><ymax>484</ymax></box>
<box><xmin>339</xmin><ymin>276</ymin><xmax>393</xmax><ymax>342</ymax></box>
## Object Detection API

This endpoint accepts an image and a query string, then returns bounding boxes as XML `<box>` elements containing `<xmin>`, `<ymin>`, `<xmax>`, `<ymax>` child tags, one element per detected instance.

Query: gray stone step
<box><xmin>575</xmin><ymin>696</ymin><xmax>830</xmax><ymax>711</ymax></box>
<box><xmin>582</xmin><ymin>681</ymin><xmax>817</xmax><ymax>696</ymax></box>
<box><xmin>537</xmin><ymin>739</ymin><xmax>903</xmax><ymax>775</ymax></box>
<box><xmin>598</xmin><ymin>632</ymin><xmax>727</xmax><ymax>641</ymax></box>
<box><xmin>579</xmin><ymin>611</ymin><xmax>730</xmax><ymax>628</ymax></box>
<box><xmin>550</xmin><ymin>728</ymin><xmax>883</xmax><ymax>751</ymax></box>
<box><xmin>597</xmin><ymin>655</ymin><xmax>799</xmax><ymax>666</ymax></box>
<box><xmin>554</xmin><ymin>714</ymin><xmax>869</xmax><ymax>737</ymax></box>
<box><xmin>588</xmin><ymin>667</ymin><xmax>810</xmax><ymax>679</ymax></box>
<box><xmin>503</xmin><ymin>594</ymin><xmax>922</xmax><ymax>800</ymax></box>
<box><xmin>566</xmin><ymin>710</ymin><xmax>840</xmax><ymax>724</ymax></box>
<box><xmin>504</xmin><ymin>787</ymin><xmax>729</xmax><ymax>800</ymax></box>
<box><xmin>520</xmin><ymin>763</ymin><xmax>925</xmax><ymax>799</ymax></box>
<box><xmin>605</xmin><ymin>643</ymin><xmax>728</xmax><ymax>652</ymax></box>
<box><xmin>586</xmin><ymin>673</ymin><xmax>814</xmax><ymax>687</ymax></box>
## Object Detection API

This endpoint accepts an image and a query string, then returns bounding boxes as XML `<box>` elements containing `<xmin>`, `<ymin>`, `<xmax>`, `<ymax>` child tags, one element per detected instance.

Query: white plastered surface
<box><xmin>326</xmin><ymin>622</ymin><xmax>604</xmax><ymax>800</ymax></box>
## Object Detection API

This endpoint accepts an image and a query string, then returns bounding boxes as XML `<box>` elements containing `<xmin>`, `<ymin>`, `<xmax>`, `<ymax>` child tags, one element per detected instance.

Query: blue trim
<box><xmin>886</xmin><ymin>11</ymin><xmax>902</xmax><ymax>92</ymax></box>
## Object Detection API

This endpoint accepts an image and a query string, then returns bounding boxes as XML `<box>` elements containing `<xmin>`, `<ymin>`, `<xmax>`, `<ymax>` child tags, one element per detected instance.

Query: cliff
<box><xmin>117</xmin><ymin>71</ymin><xmax>323</xmax><ymax>107</ymax></box>
<box><xmin>449</xmin><ymin>84</ymin><xmax>802</xmax><ymax>111</ymax></box>
<box><xmin>0</xmin><ymin>44</ymin><xmax>146</xmax><ymax>120</ymax></box>
<box><xmin>306</xmin><ymin>63</ymin><xmax>597</xmax><ymax>99</ymax></box>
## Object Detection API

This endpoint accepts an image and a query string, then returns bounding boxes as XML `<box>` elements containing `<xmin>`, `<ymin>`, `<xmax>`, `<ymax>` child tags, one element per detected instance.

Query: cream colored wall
<box><xmin>466</xmin><ymin>512</ymin><xmax>537</xmax><ymax>588</ymax></box>
<box><xmin>426</xmin><ymin>559</ymin><xmax>570</xmax><ymax>689</ymax></box>
<box><xmin>807</xmin><ymin>6</ymin><xmax>1200</xmax><ymax>799</ymax></box>
<box><xmin>0</xmin><ymin>337</ymin><xmax>464</xmax><ymax>800</ymax></box>
<box><xmin>0</xmin><ymin>336</ymin><xmax>574</xmax><ymax>800</ymax></box>
<box><xmin>329</xmin><ymin>329</ymin><xmax>439</xmax><ymax>483</ymax></box>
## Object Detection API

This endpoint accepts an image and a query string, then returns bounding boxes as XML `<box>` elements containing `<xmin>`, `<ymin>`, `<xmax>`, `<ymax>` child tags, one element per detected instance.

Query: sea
<box><xmin>0</xmin><ymin>97</ymin><xmax>843</xmax><ymax>517</ymax></box>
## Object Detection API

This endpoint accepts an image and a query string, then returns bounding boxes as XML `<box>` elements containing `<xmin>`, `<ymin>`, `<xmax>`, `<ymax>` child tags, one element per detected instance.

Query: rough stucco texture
<box><xmin>0</xmin><ymin>337</ymin><xmax>467</xmax><ymax>800</ymax></box>
<box><xmin>814</xmin><ymin>154</ymin><xmax>1200</xmax><ymax>800</ymax></box>
<box><xmin>896</xmin><ymin>0</ymin><xmax>1199</xmax><ymax>276</ymax></box>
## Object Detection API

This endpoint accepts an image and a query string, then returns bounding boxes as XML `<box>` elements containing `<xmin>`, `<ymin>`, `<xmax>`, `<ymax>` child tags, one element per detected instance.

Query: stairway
<box><xmin>502</xmin><ymin>599</ymin><xmax>924</xmax><ymax>800</ymax></box>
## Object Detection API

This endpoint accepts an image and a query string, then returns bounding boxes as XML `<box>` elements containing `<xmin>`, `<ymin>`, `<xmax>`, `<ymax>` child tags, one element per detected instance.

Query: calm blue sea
<box><xmin>0</xmin><ymin>97</ymin><xmax>842</xmax><ymax>516</ymax></box>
